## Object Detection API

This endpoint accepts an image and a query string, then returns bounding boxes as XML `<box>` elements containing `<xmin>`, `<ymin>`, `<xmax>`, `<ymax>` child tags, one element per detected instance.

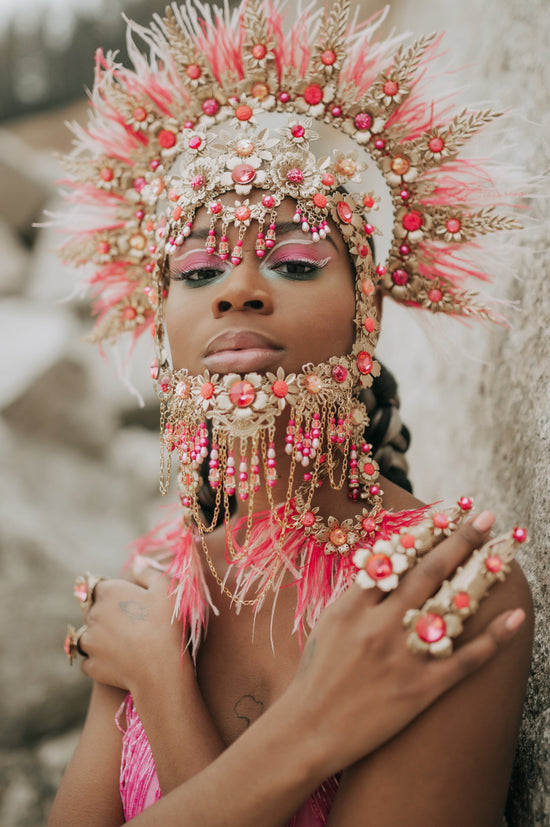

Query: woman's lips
<box><xmin>203</xmin><ymin>330</ymin><xmax>284</xmax><ymax>373</ymax></box>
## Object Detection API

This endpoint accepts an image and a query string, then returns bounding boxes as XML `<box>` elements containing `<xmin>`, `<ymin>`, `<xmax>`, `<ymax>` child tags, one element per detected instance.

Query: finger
<box><xmin>423</xmin><ymin>607</ymin><xmax>526</xmax><ymax>698</ymax></box>
<box><xmin>387</xmin><ymin>511</ymin><xmax>495</xmax><ymax>612</ymax></box>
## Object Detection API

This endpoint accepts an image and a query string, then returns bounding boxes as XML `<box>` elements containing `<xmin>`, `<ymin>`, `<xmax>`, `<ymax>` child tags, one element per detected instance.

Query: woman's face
<box><xmin>164</xmin><ymin>194</ymin><xmax>358</xmax><ymax>376</ymax></box>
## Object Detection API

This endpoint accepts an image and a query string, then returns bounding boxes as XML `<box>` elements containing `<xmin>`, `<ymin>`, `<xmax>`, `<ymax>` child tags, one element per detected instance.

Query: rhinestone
<box><xmin>357</xmin><ymin>351</ymin><xmax>373</xmax><ymax>375</ymax></box>
<box><xmin>231</xmin><ymin>163</ymin><xmax>256</xmax><ymax>184</ymax></box>
<box><xmin>365</xmin><ymin>553</ymin><xmax>393</xmax><ymax>580</ymax></box>
<box><xmin>391</xmin><ymin>155</ymin><xmax>411</xmax><ymax>175</ymax></box>
<box><xmin>229</xmin><ymin>380</ymin><xmax>256</xmax><ymax>407</ymax></box>
<box><xmin>336</xmin><ymin>201</ymin><xmax>353</xmax><ymax>223</ymax></box>
<box><xmin>416</xmin><ymin>612</ymin><xmax>446</xmax><ymax>643</ymax></box>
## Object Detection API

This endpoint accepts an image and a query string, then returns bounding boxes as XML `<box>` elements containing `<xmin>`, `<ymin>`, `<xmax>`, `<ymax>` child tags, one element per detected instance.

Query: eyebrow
<box><xmin>186</xmin><ymin>221</ymin><xmax>339</xmax><ymax>251</ymax></box>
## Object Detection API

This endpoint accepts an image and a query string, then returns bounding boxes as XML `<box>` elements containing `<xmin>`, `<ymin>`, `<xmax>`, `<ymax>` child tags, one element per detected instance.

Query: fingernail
<box><xmin>505</xmin><ymin>609</ymin><xmax>526</xmax><ymax>632</ymax></box>
<box><xmin>472</xmin><ymin>511</ymin><xmax>495</xmax><ymax>532</ymax></box>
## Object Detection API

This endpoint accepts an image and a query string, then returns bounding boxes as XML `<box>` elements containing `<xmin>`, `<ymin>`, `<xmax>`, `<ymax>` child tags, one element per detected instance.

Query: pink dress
<box><xmin>116</xmin><ymin>694</ymin><xmax>340</xmax><ymax>824</ymax></box>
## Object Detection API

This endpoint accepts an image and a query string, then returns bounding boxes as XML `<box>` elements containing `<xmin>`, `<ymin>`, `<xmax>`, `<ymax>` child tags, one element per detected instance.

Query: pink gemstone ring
<box><xmin>64</xmin><ymin>624</ymin><xmax>88</xmax><ymax>665</ymax></box>
<box><xmin>73</xmin><ymin>572</ymin><xmax>105</xmax><ymax>613</ymax></box>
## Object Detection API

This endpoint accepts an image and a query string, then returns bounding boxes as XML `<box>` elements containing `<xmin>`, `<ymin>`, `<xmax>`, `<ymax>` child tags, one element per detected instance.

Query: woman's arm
<box><xmin>80</xmin><ymin>575</ymin><xmax>225</xmax><ymax>794</ymax></box>
<box><xmin>327</xmin><ymin>560</ymin><xmax>533</xmax><ymax>826</ymax></box>
<box><xmin>47</xmin><ymin>682</ymin><xmax>127</xmax><ymax>827</ymax></box>
<box><xmin>121</xmin><ymin>513</ymin><xmax>530</xmax><ymax>827</ymax></box>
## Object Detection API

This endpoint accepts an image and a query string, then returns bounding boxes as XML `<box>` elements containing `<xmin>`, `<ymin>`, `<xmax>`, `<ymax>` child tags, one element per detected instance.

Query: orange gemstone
<box><xmin>235</xmin><ymin>104</ymin><xmax>253</xmax><ymax>121</ymax></box>
<box><xmin>235</xmin><ymin>205</ymin><xmax>251</xmax><ymax>222</ymax></box>
<box><xmin>321</xmin><ymin>172</ymin><xmax>335</xmax><ymax>187</ymax></box>
<box><xmin>301</xmin><ymin>511</ymin><xmax>316</xmax><ymax>527</ymax></box>
<box><xmin>329</xmin><ymin>528</ymin><xmax>347</xmax><ymax>547</ymax></box>
<box><xmin>312</xmin><ymin>193</ymin><xmax>328</xmax><ymax>209</ymax></box>
<box><xmin>251</xmin><ymin>81</ymin><xmax>270</xmax><ymax>100</ymax></box>
<box><xmin>229</xmin><ymin>380</ymin><xmax>256</xmax><ymax>407</ymax></box>
<box><xmin>416</xmin><ymin>612</ymin><xmax>446</xmax><ymax>643</ymax></box>
<box><xmin>391</xmin><ymin>155</ymin><xmax>411</xmax><ymax>176</ymax></box>
<box><xmin>121</xmin><ymin>306</ymin><xmax>137</xmax><ymax>321</ymax></box>
<box><xmin>304</xmin><ymin>375</ymin><xmax>323</xmax><ymax>394</ymax></box>
<box><xmin>365</xmin><ymin>553</ymin><xmax>393</xmax><ymax>580</ymax></box>
<box><xmin>361</xmin><ymin>279</ymin><xmax>375</xmax><ymax>296</ymax></box>
<box><xmin>399</xmin><ymin>533</ymin><xmax>416</xmax><ymax>549</ymax></box>
<box><xmin>272</xmin><ymin>379</ymin><xmax>289</xmax><ymax>398</ymax></box>
<box><xmin>200</xmin><ymin>382</ymin><xmax>215</xmax><ymax>400</ymax></box>
<box><xmin>364</xmin><ymin>317</ymin><xmax>376</xmax><ymax>333</ymax></box>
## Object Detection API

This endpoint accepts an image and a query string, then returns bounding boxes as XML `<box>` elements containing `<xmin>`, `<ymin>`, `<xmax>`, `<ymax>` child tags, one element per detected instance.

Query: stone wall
<box><xmin>0</xmin><ymin>2</ymin><xmax>548</xmax><ymax>825</ymax></box>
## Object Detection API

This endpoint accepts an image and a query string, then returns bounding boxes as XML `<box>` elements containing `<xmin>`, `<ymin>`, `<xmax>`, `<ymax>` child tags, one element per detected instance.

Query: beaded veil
<box><xmin>57</xmin><ymin>0</ymin><xmax>522</xmax><ymax>646</ymax></box>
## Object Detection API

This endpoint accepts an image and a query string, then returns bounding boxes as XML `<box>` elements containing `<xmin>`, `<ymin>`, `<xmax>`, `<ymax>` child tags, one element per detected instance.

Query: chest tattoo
<box><xmin>234</xmin><ymin>694</ymin><xmax>265</xmax><ymax>728</ymax></box>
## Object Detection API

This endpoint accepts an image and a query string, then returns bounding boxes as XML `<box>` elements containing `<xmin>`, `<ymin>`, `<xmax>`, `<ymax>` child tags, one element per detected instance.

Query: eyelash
<box><xmin>169</xmin><ymin>256</ymin><xmax>331</xmax><ymax>287</ymax></box>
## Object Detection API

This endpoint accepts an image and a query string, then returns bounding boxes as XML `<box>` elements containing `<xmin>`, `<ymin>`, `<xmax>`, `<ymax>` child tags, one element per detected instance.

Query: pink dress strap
<box><xmin>115</xmin><ymin>694</ymin><xmax>339</xmax><ymax>824</ymax></box>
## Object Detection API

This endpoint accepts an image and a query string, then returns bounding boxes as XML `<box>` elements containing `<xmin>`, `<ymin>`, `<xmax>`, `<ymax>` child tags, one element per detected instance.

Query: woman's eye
<box><xmin>271</xmin><ymin>260</ymin><xmax>322</xmax><ymax>280</ymax></box>
<box><xmin>170</xmin><ymin>266</ymin><xmax>225</xmax><ymax>286</ymax></box>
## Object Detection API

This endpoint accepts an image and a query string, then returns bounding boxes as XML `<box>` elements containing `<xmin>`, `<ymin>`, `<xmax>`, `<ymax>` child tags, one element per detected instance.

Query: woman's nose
<box><xmin>211</xmin><ymin>257</ymin><xmax>274</xmax><ymax>317</ymax></box>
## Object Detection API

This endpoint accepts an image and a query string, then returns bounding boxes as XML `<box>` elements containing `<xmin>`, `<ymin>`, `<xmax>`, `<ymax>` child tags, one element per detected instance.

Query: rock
<box><xmin>0</xmin><ymin>298</ymin><xmax>73</xmax><ymax>410</ymax></box>
<box><xmin>0</xmin><ymin>220</ymin><xmax>30</xmax><ymax>296</ymax></box>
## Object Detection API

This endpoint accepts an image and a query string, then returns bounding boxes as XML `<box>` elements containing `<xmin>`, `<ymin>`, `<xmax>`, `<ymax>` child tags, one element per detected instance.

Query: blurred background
<box><xmin>0</xmin><ymin>1</ymin><xmax>548</xmax><ymax>824</ymax></box>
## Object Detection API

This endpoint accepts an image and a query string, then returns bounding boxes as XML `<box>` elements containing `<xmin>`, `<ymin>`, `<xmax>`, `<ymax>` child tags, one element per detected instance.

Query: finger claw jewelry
<box><xmin>73</xmin><ymin>572</ymin><xmax>104</xmax><ymax>612</ymax></box>
<box><xmin>353</xmin><ymin>498</ymin><xmax>474</xmax><ymax>592</ymax></box>
<box><xmin>404</xmin><ymin>526</ymin><xmax>528</xmax><ymax>658</ymax></box>
<box><xmin>64</xmin><ymin>623</ymin><xmax>88</xmax><ymax>665</ymax></box>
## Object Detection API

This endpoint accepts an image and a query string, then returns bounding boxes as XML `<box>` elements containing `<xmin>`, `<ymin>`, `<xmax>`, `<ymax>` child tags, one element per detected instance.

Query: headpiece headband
<box><xmin>58</xmin><ymin>0</ymin><xmax>520</xmax><ymax>354</ymax></box>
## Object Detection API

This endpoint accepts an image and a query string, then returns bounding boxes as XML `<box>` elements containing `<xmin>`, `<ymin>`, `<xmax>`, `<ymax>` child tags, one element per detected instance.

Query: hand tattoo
<box><xmin>234</xmin><ymin>694</ymin><xmax>264</xmax><ymax>728</ymax></box>
<box><xmin>119</xmin><ymin>600</ymin><xmax>149</xmax><ymax>623</ymax></box>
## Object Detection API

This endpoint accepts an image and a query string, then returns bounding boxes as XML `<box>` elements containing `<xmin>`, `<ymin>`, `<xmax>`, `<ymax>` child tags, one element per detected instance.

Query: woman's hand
<box><xmin>78</xmin><ymin>572</ymin><xmax>187</xmax><ymax>693</ymax></box>
<box><xmin>282</xmin><ymin>510</ymin><xmax>528</xmax><ymax>779</ymax></box>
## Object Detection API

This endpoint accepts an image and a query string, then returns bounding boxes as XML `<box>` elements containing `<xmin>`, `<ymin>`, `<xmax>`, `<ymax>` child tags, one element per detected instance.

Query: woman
<box><xmin>49</xmin><ymin>1</ymin><xmax>533</xmax><ymax>824</ymax></box>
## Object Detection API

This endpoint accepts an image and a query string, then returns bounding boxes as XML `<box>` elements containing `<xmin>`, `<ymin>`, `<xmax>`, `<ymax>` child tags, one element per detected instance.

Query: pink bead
<box><xmin>392</xmin><ymin>269</ymin><xmax>408</xmax><ymax>286</ymax></box>
<box><xmin>513</xmin><ymin>527</ymin><xmax>528</xmax><ymax>543</ymax></box>
<box><xmin>355</xmin><ymin>112</ymin><xmax>373</xmax><ymax>131</ymax></box>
